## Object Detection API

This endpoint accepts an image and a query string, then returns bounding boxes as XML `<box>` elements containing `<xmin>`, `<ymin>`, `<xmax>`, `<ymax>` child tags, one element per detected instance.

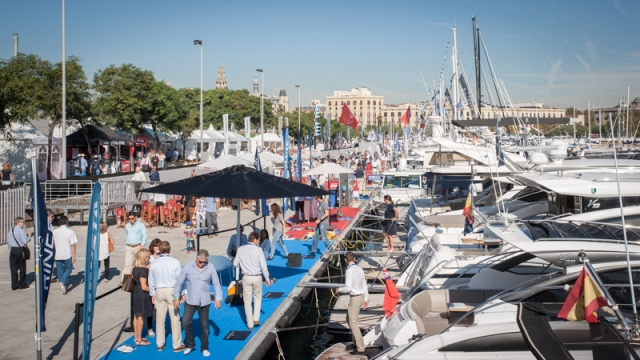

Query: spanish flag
<box><xmin>557</xmin><ymin>265</ymin><xmax>609</xmax><ymax>323</ymax></box>
<box><xmin>462</xmin><ymin>192</ymin><xmax>473</xmax><ymax>224</ymax></box>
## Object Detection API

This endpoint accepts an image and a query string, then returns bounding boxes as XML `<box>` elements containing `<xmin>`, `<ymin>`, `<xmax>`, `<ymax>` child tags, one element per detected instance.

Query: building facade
<box><xmin>216</xmin><ymin>66</ymin><xmax>228</xmax><ymax>89</ymax></box>
<box><xmin>325</xmin><ymin>87</ymin><xmax>384</xmax><ymax>127</ymax></box>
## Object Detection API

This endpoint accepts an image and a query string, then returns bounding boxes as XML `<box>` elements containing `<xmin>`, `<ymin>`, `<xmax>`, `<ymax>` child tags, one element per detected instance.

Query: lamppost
<box><xmin>194</xmin><ymin>40</ymin><xmax>203</xmax><ymax>158</ymax></box>
<box><xmin>257</xmin><ymin>69</ymin><xmax>264</xmax><ymax>150</ymax></box>
<box><xmin>295</xmin><ymin>85</ymin><xmax>301</xmax><ymax>135</ymax></box>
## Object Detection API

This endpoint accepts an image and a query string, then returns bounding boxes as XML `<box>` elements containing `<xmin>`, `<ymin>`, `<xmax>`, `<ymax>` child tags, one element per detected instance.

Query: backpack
<box><xmin>92</xmin><ymin>161</ymin><xmax>100</xmax><ymax>174</ymax></box>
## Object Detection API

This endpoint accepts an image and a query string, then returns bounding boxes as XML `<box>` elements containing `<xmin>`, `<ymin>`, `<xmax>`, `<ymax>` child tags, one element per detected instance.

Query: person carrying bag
<box><xmin>8</xmin><ymin>217</ymin><xmax>31</xmax><ymax>290</ymax></box>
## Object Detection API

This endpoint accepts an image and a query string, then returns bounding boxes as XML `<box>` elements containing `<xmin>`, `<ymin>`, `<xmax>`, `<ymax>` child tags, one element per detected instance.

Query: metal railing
<box><xmin>43</xmin><ymin>180</ymin><xmax>93</xmax><ymax>208</ymax></box>
<box><xmin>0</xmin><ymin>186</ymin><xmax>26</xmax><ymax>245</ymax></box>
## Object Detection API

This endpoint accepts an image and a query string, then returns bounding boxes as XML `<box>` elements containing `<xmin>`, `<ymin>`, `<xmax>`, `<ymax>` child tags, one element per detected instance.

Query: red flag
<box><xmin>382</xmin><ymin>268</ymin><xmax>400</xmax><ymax>318</ymax></box>
<box><xmin>339</xmin><ymin>103</ymin><xmax>359</xmax><ymax>129</ymax></box>
<box><xmin>462</xmin><ymin>192</ymin><xmax>473</xmax><ymax>224</ymax></box>
<box><xmin>400</xmin><ymin>105</ymin><xmax>411</xmax><ymax>126</ymax></box>
<box><xmin>558</xmin><ymin>266</ymin><xmax>608</xmax><ymax>323</ymax></box>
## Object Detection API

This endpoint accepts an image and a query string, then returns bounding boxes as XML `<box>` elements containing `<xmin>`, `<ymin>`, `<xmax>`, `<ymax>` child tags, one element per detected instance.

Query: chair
<box><xmin>162</xmin><ymin>206</ymin><xmax>173</xmax><ymax>229</ymax></box>
<box><xmin>115</xmin><ymin>207</ymin><xmax>126</xmax><ymax>229</ymax></box>
<box><xmin>145</xmin><ymin>204</ymin><xmax>158</xmax><ymax>228</ymax></box>
<box><xmin>141</xmin><ymin>200</ymin><xmax>150</xmax><ymax>225</ymax></box>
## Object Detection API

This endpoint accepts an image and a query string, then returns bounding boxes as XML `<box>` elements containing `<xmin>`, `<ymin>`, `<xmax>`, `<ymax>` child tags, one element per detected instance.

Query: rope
<box><xmin>273</xmin><ymin>330</ymin><xmax>286</xmax><ymax>360</ymax></box>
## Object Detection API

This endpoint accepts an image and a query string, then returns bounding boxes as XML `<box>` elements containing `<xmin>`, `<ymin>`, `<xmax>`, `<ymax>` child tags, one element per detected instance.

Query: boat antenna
<box><xmin>608</xmin><ymin>112</ymin><xmax>640</xmax><ymax>335</ymax></box>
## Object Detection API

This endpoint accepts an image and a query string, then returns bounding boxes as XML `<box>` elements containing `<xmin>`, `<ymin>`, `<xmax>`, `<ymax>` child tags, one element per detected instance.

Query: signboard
<box><xmin>134</xmin><ymin>135</ymin><xmax>148</xmax><ymax>147</ymax></box>
<box><xmin>244</xmin><ymin>117</ymin><xmax>251</xmax><ymax>138</ymax></box>
<box><xmin>367</xmin><ymin>174</ymin><xmax>383</xmax><ymax>181</ymax></box>
<box><xmin>223</xmin><ymin>114</ymin><xmax>229</xmax><ymax>140</ymax></box>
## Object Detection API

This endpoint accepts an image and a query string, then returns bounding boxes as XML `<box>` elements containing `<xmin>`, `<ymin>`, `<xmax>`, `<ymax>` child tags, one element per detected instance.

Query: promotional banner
<box><xmin>223</xmin><ymin>114</ymin><xmax>229</xmax><ymax>140</ymax></box>
<box><xmin>244</xmin><ymin>117</ymin><xmax>251</xmax><ymax>138</ymax></box>
<box><xmin>459</xmin><ymin>74</ymin><xmax>477</xmax><ymax>119</ymax></box>
<box><xmin>326</xmin><ymin>113</ymin><xmax>331</xmax><ymax>139</ymax></box>
<box><xmin>282</xmin><ymin>127</ymin><xmax>289</xmax><ymax>212</ymax></box>
<box><xmin>82</xmin><ymin>182</ymin><xmax>101</xmax><ymax>360</ymax></box>
<box><xmin>31</xmin><ymin>162</ymin><xmax>54</xmax><ymax>332</ymax></box>
<box><xmin>253</xmin><ymin>149</ymin><xmax>270</xmax><ymax>217</ymax></box>
<box><xmin>297</xmin><ymin>132</ymin><xmax>302</xmax><ymax>181</ymax></box>
<box><xmin>134</xmin><ymin>135</ymin><xmax>148</xmax><ymax>147</ymax></box>
<box><xmin>278</xmin><ymin>116</ymin><xmax>283</xmax><ymax>134</ymax></box>
<box><xmin>307</xmin><ymin>129</ymin><xmax>312</xmax><ymax>169</ymax></box>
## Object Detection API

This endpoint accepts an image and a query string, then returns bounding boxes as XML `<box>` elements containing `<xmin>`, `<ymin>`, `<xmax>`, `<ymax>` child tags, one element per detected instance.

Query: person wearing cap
<box><xmin>90</xmin><ymin>155</ymin><xmax>103</xmax><ymax>176</ymax></box>
<box><xmin>78</xmin><ymin>154</ymin><xmax>88</xmax><ymax>175</ymax></box>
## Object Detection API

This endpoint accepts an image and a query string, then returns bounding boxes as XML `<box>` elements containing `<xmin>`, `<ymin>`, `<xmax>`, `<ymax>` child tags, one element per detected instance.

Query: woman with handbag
<box><xmin>132</xmin><ymin>248</ymin><xmax>152</xmax><ymax>346</ymax></box>
<box><xmin>99</xmin><ymin>222</ymin><xmax>115</xmax><ymax>283</ymax></box>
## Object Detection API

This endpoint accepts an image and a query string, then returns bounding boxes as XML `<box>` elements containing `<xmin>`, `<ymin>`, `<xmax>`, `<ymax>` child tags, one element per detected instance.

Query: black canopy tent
<box><xmin>140</xmin><ymin>165</ymin><xmax>330</xmax><ymax>250</ymax></box>
<box><xmin>66</xmin><ymin>125</ymin><xmax>130</xmax><ymax>165</ymax></box>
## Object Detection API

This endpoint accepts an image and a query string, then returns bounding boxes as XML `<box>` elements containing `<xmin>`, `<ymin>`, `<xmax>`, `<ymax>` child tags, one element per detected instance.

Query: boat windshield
<box><xmin>383</xmin><ymin>175</ymin><xmax>421</xmax><ymax>189</ymax></box>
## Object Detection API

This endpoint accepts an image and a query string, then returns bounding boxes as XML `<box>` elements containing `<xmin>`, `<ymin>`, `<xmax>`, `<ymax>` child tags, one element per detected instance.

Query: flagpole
<box><xmin>32</xmin><ymin>156</ymin><xmax>43</xmax><ymax>360</ymax></box>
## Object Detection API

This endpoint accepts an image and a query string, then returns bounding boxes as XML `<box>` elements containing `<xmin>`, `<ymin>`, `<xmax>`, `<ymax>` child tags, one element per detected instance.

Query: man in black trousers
<box><xmin>7</xmin><ymin>217</ymin><xmax>31</xmax><ymax>290</ymax></box>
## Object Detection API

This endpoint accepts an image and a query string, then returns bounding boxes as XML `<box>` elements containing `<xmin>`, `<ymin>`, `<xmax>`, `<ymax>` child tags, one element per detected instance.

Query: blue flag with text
<box><xmin>31</xmin><ymin>167</ymin><xmax>54</xmax><ymax>332</ymax></box>
<box><xmin>254</xmin><ymin>149</ymin><xmax>270</xmax><ymax>217</ymax></box>
<box><xmin>82</xmin><ymin>183</ymin><xmax>101</xmax><ymax>360</ymax></box>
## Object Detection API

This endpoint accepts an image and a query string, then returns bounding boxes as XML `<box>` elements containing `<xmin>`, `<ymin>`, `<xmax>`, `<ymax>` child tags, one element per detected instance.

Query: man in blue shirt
<box><xmin>165</xmin><ymin>149</ymin><xmax>172</xmax><ymax>163</ymax></box>
<box><xmin>78</xmin><ymin>154</ymin><xmax>88</xmax><ymax>175</ymax></box>
<box><xmin>7</xmin><ymin>217</ymin><xmax>31</xmax><ymax>290</ymax></box>
<box><xmin>205</xmin><ymin>197</ymin><xmax>218</xmax><ymax>238</ymax></box>
<box><xmin>121</xmin><ymin>212</ymin><xmax>147</xmax><ymax>283</ymax></box>
<box><xmin>173</xmin><ymin>249</ymin><xmax>222</xmax><ymax>357</ymax></box>
<box><xmin>172</xmin><ymin>148</ymin><xmax>179</xmax><ymax>162</ymax></box>
<box><xmin>149</xmin><ymin>241</ymin><xmax>186</xmax><ymax>352</ymax></box>
<box><xmin>226</xmin><ymin>227</ymin><xmax>248</xmax><ymax>258</ymax></box>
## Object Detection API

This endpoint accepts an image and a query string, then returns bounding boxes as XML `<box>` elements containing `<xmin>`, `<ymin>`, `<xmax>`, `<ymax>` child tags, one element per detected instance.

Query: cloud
<box><xmin>586</xmin><ymin>39</ymin><xmax>599</xmax><ymax>62</ymax></box>
<box><xmin>612</xmin><ymin>0</ymin><xmax>624</xmax><ymax>14</ymax></box>
<box><xmin>575</xmin><ymin>54</ymin><xmax>593</xmax><ymax>80</ymax></box>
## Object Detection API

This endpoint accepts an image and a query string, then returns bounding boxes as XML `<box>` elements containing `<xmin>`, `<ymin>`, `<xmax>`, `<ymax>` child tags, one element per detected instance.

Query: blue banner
<box><xmin>82</xmin><ymin>183</ymin><xmax>101</xmax><ymax>360</ymax></box>
<box><xmin>254</xmin><ymin>149</ymin><xmax>270</xmax><ymax>217</ymax></box>
<box><xmin>31</xmin><ymin>167</ymin><xmax>54</xmax><ymax>332</ymax></box>
<box><xmin>297</xmin><ymin>131</ymin><xmax>302</xmax><ymax>181</ymax></box>
<box><xmin>308</xmin><ymin>129</ymin><xmax>312</xmax><ymax>169</ymax></box>
<box><xmin>282</xmin><ymin>127</ymin><xmax>289</xmax><ymax>213</ymax></box>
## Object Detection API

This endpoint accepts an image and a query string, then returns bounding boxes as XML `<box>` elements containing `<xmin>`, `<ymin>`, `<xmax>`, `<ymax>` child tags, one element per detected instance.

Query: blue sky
<box><xmin>2</xmin><ymin>0</ymin><xmax>639</xmax><ymax>109</ymax></box>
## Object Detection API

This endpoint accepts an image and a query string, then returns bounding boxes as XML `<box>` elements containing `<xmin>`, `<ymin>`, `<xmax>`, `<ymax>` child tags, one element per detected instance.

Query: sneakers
<box><xmin>183</xmin><ymin>348</ymin><xmax>195</xmax><ymax>355</ymax></box>
<box><xmin>147</xmin><ymin>329</ymin><xmax>155</xmax><ymax>337</ymax></box>
<box><xmin>173</xmin><ymin>345</ymin><xmax>187</xmax><ymax>352</ymax></box>
<box><xmin>202</xmin><ymin>350</ymin><xmax>210</xmax><ymax>357</ymax></box>
<box><xmin>60</xmin><ymin>283</ymin><xmax>67</xmax><ymax>294</ymax></box>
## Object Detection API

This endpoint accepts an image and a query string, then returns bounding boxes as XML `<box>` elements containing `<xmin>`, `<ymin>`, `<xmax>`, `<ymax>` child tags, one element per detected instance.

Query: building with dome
<box><xmin>251</xmin><ymin>77</ymin><xmax>288</xmax><ymax>114</ymax></box>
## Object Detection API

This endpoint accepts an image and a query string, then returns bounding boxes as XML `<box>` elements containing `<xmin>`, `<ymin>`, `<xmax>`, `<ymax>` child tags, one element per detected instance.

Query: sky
<box><xmin>1</xmin><ymin>0</ymin><xmax>639</xmax><ymax>109</ymax></box>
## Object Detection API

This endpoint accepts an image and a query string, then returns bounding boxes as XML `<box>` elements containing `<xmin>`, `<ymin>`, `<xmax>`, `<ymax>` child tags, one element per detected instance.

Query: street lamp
<box><xmin>194</xmin><ymin>40</ymin><xmax>203</xmax><ymax>159</ymax></box>
<box><xmin>257</xmin><ymin>69</ymin><xmax>264</xmax><ymax>150</ymax></box>
<box><xmin>295</xmin><ymin>85</ymin><xmax>301</xmax><ymax>135</ymax></box>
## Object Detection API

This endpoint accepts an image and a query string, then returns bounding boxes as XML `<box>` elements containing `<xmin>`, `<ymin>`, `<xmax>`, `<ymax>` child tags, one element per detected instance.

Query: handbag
<box><xmin>12</xmin><ymin>227</ymin><xmax>30</xmax><ymax>260</ymax></box>
<box><xmin>107</xmin><ymin>233</ymin><xmax>115</xmax><ymax>252</ymax></box>
<box><xmin>121</xmin><ymin>274</ymin><xmax>135</xmax><ymax>292</ymax></box>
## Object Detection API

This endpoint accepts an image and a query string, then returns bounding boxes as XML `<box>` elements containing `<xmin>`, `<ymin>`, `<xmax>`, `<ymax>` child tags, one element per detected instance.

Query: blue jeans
<box><xmin>269</xmin><ymin>230</ymin><xmax>289</xmax><ymax>258</ymax></box>
<box><xmin>186</xmin><ymin>239</ymin><xmax>195</xmax><ymax>251</ymax></box>
<box><xmin>55</xmin><ymin>258</ymin><xmax>73</xmax><ymax>285</ymax></box>
<box><xmin>311</xmin><ymin>223</ymin><xmax>332</xmax><ymax>253</ymax></box>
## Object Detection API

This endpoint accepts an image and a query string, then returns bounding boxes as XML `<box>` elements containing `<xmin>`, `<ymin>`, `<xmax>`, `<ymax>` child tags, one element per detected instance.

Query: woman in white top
<box><xmin>98</xmin><ymin>222</ymin><xmax>115</xmax><ymax>283</ymax></box>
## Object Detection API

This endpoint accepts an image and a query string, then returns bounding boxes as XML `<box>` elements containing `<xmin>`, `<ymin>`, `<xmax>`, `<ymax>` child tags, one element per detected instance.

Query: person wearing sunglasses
<box><xmin>121</xmin><ymin>212</ymin><xmax>147</xmax><ymax>284</ymax></box>
<box><xmin>173</xmin><ymin>249</ymin><xmax>222</xmax><ymax>357</ymax></box>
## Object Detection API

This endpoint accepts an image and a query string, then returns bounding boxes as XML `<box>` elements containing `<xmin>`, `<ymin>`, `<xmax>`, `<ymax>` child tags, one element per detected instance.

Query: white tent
<box><xmin>304</xmin><ymin>162</ymin><xmax>354</xmax><ymax>176</ymax></box>
<box><xmin>196</xmin><ymin>154</ymin><xmax>252</xmax><ymax>172</ymax></box>
<box><xmin>238</xmin><ymin>153</ymin><xmax>275</xmax><ymax>172</ymax></box>
<box><xmin>251</xmin><ymin>133</ymin><xmax>282</xmax><ymax>151</ymax></box>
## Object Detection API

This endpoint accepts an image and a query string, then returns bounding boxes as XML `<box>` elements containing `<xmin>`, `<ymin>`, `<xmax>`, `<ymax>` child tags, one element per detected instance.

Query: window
<box><xmin>38</xmin><ymin>147</ymin><xmax>47</xmax><ymax>173</ymax></box>
<box><xmin>367</xmin><ymin>100</ymin><xmax>370</xmax><ymax>105</ymax></box>
<box><xmin>384</xmin><ymin>112</ymin><xmax>387</xmax><ymax>117</ymax></box>
<box><xmin>373</xmin><ymin>101</ymin><xmax>376</xmax><ymax>105</ymax></box>
<box><xmin>360</xmin><ymin>100</ymin><xmax>363</xmax><ymax>105</ymax></box>
<box><xmin>51</xmin><ymin>147</ymin><xmax>60</xmax><ymax>171</ymax></box>
<box><xmin>328</xmin><ymin>101</ymin><xmax>331</xmax><ymax>106</ymax></box>
<box><xmin>347</xmin><ymin>101</ymin><xmax>350</xmax><ymax>105</ymax></box>
<box><xmin>397</xmin><ymin>112</ymin><xmax>401</xmax><ymax>116</ymax></box>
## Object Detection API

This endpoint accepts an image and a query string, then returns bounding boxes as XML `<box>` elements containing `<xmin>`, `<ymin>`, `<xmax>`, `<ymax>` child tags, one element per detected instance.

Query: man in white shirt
<box><xmin>226</xmin><ymin>227</ymin><xmax>248</xmax><ymax>258</ymax></box>
<box><xmin>233</xmin><ymin>231</ymin><xmax>271</xmax><ymax>329</ymax></box>
<box><xmin>337</xmin><ymin>251</ymin><xmax>369</xmax><ymax>355</ymax></box>
<box><xmin>149</xmin><ymin>241</ymin><xmax>186</xmax><ymax>352</ymax></box>
<box><xmin>52</xmin><ymin>215</ymin><xmax>77</xmax><ymax>294</ymax></box>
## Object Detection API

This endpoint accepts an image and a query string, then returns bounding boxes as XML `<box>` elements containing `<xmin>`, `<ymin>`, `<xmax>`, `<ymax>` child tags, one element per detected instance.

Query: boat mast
<box><xmin>473</xmin><ymin>17</ymin><xmax>481</xmax><ymax>118</ymax></box>
<box><xmin>452</xmin><ymin>26</ymin><xmax>459</xmax><ymax>122</ymax></box>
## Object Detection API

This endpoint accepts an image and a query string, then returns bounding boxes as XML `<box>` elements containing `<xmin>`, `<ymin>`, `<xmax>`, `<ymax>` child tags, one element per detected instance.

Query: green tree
<box><xmin>149</xmin><ymin>81</ymin><xmax>189</xmax><ymax>144</ymax></box>
<box><xmin>0</xmin><ymin>54</ymin><xmax>45</xmax><ymax>137</ymax></box>
<box><xmin>201</xmin><ymin>88</ymin><xmax>271</xmax><ymax>132</ymax></box>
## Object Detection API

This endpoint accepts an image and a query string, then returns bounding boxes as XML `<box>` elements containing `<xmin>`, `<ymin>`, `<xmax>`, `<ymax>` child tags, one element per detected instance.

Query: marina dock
<box><xmin>101</xmin><ymin>204</ymin><xmax>366</xmax><ymax>360</ymax></box>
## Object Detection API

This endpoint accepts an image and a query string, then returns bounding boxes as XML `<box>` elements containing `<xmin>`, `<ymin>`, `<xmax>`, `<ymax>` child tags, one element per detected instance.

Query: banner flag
<box><xmin>297</xmin><ymin>131</ymin><xmax>302</xmax><ymax>181</ymax></box>
<box><xmin>244</xmin><ymin>117</ymin><xmax>251</xmax><ymax>138</ymax></box>
<box><xmin>82</xmin><ymin>183</ymin><xmax>101</xmax><ymax>360</ymax></box>
<box><xmin>254</xmin><ymin>149</ymin><xmax>270</xmax><ymax>217</ymax></box>
<box><xmin>444</xmin><ymin>88</ymin><xmax>454</xmax><ymax>107</ymax></box>
<box><xmin>326</xmin><ymin>113</ymin><xmax>331</xmax><ymax>138</ymax></box>
<box><xmin>31</xmin><ymin>164</ymin><xmax>54</xmax><ymax>332</ymax></box>
<box><xmin>282</xmin><ymin>127</ymin><xmax>290</xmax><ymax>213</ymax></box>
<box><xmin>339</xmin><ymin>103</ymin><xmax>359</xmax><ymax>129</ymax></box>
<box><xmin>459</xmin><ymin>74</ymin><xmax>477</xmax><ymax>118</ymax></box>
<box><xmin>401</xmin><ymin>105</ymin><xmax>411</xmax><ymax>126</ymax></box>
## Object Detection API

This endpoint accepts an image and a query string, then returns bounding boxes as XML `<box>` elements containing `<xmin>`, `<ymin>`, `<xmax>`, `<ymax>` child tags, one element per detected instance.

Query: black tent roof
<box><xmin>66</xmin><ymin>125</ymin><xmax>130</xmax><ymax>146</ymax></box>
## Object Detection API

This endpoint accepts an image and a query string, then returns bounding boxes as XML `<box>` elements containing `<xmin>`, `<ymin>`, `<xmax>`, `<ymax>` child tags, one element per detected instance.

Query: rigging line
<box><xmin>607</xmin><ymin>113</ymin><xmax>639</xmax><ymax>330</ymax></box>
<box><xmin>479</xmin><ymin>31</ymin><xmax>505</xmax><ymax>109</ymax></box>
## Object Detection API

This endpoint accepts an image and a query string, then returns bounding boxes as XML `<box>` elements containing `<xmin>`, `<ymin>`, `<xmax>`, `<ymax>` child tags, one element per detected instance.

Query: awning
<box><xmin>452</xmin><ymin>117</ymin><xmax>571</xmax><ymax>128</ymax></box>
<box><xmin>66</xmin><ymin>125</ymin><xmax>129</xmax><ymax>146</ymax></box>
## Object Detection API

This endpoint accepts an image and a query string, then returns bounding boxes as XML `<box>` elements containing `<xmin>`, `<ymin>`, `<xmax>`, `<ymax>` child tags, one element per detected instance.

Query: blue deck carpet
<box><xmin>100</xmin><ymin>239</ymin><xmax>327</xmax><ymax>360</ymax></box>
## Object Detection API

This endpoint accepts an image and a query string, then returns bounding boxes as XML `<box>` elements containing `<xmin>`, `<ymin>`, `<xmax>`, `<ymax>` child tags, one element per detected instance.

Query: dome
<box><xmin>279</xmin><ymin>89</ymin><xmax>287</xmax><ymax>97</ymax></box>
<box><xmin>633</xmin><ymin>96</ymin><xmax>640</xmax><ymax>104</ymax></box>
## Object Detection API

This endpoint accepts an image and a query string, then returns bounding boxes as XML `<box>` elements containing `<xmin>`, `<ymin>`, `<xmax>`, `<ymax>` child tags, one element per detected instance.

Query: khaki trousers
<box><xmin>347</xmin><ymin>294</ymin><xmax>365</xmax><ymax>352</ymax></box>
<box><xmin>155</xmin><ymin>287</ymin><xmax>182</xmax><ymax>349</ymax></box>
<box><xmin>121</xmin><ymin>245</ymin><xmax>139</xmax><ymax>282</ymax></box>
<box><xmin>242</xmin><ymin>275</ymin><xmax>263</xmax><ymax>327</ymax></box>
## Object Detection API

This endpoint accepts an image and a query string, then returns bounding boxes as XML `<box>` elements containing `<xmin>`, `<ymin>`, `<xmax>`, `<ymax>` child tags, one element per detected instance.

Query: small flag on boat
<box><xmin>557</xmin><ymin>265</ymin><xmax>609</xmax><ymax>323</ymax></box>
<box><xmin>382</xmin><ymin>268</ymin><xmax>400</xmax><ymax>318</ymax></box>
<box><xmin>462</xmin><ymin>192</ymin><xmax>473</xmax><ymax>235</ymax></box>
<box><xmin>401</xmin><ymin>105</ymin><xmax>411</xmax><ymax>126</ymax></box>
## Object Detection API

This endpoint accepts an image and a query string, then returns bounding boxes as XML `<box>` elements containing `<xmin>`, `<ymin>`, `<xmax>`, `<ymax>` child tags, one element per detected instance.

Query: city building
<box><xmin>380</xmin><ymin>103</ymin><xmax>424</xmax><ymax>127</ymax></box>
<box><xmin>216</xmin><ymin>66</ymin><xmax>228</xmax><ymax>89</ymax></box>
<box><xmin>251</xmin><ymin>78</ymin><xmax>289</xmax><ymax>115</ymax></box>
<box><xmin>325</xmin><ymin>87</ymin><xmax>384</xmax><ymax>127</ymax></box>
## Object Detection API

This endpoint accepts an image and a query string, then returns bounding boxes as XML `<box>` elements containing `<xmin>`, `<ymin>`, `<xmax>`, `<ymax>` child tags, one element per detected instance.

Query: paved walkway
<box><xmin>0</xmin><ymin>205</ymin><xmax>280</xmax><ymax>360</ymax></box>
